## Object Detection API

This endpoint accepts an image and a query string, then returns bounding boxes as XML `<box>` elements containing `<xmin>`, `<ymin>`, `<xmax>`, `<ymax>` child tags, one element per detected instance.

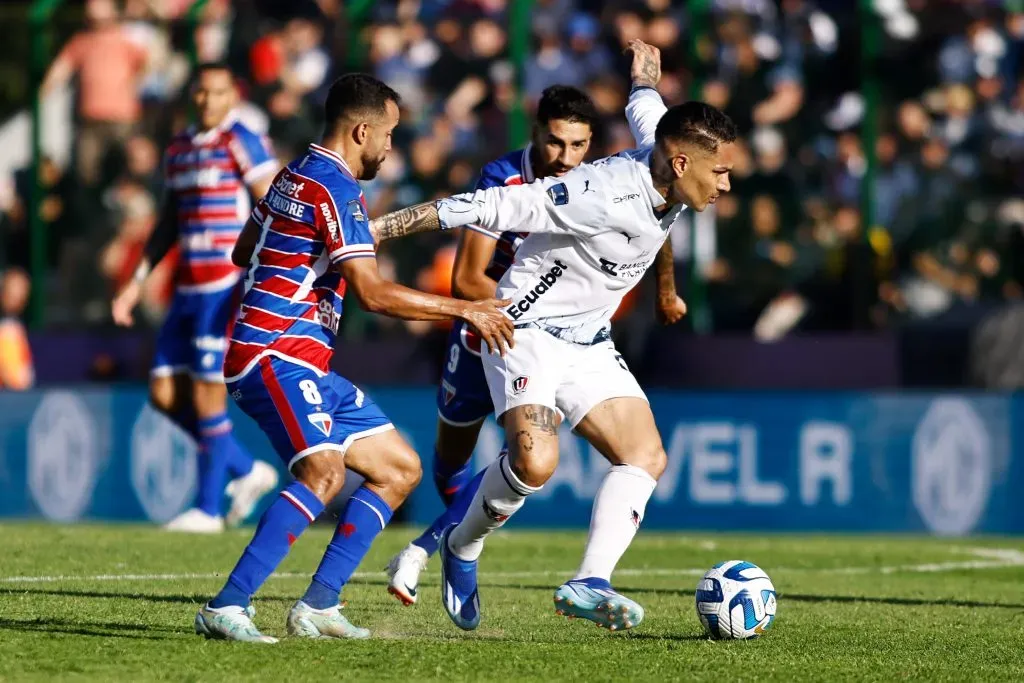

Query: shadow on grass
<box><xmin>6</xmin><ymin>580</ymin><xmax>1022</xmax><ymax>612</ymax></box>
<box><xmin>0</xmin><ymin>616</ymin><xmax>177</xmax><ymax>641</ymax></box>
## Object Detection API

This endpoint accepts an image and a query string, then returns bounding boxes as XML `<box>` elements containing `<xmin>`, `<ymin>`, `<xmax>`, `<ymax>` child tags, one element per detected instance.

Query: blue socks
<box><xmin>432</xmin><ymin>447</ymin><xmax>474</xmax><ymax>507</ymax></box>
<box><xmin>194</xmin><ymin>411</ymin><xmax>253</xmax><ymax>515</ymax></box>
<box><xmin>412</xmin><ymin>468</ymin><xmax>485</xmax><ymax>556</ymax></box>
<box><xmin>210</xmin><ymin>481</ymin><xmax>323</xmax><ymax>608</ymax></box>
<box><xmin>302</xmin><ymin>486</ymin><xmax>394</xmax><ymax>609</ymax></box>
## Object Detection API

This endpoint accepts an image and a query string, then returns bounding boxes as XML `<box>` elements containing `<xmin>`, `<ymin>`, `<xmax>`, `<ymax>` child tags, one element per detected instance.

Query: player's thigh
<box><xmin>573</xmin><ymin>397</ymin><xmax>666</xmax><ymax>479</ymax></box>
<box><xmin>561</xmin><ymin>343</ymin><xmax>666</xmax><ymax>478</ymax></box>
<box><xmin>150</xmin><ymin>293</ymin><xmax>194</xmax><ymax>385</ymax></box>
<box><xmin>344</xmin><ymin>429</ymin><xmax>422</xmax><ymax>509</ymax></box>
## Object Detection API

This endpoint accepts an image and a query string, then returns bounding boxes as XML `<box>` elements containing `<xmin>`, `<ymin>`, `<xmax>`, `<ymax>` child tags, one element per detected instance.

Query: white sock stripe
<box><xmin>498</xmin><ymin>455</ymin><xmax>540</xmax><ymax>496</ymax></box>
<box><xmin>280</xmin><ymin>490</ymin><xmax>316</xmax><ymax>522</ymax></box>
<box><xmin>351</xmin><ymin>496</ymin><xmax>386</xmax><ymax>530</ymax></box>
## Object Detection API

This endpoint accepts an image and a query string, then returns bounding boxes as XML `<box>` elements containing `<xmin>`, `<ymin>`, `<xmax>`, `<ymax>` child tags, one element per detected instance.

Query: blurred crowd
<box><xmin>3</xmin><ymin>0</ymin><xmax>1024</xmax><ymax>362</ymax></box>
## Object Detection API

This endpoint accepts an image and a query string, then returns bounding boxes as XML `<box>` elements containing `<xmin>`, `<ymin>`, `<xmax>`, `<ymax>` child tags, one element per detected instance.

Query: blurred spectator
<box><xmin>0</xmin><ymin>268</ymin><xmax>34</xmax><ymax>390</ymax></box>
<box><xmin>41</xmin><ymin>0</ymin><xmax>147</xmax><ymax>186</ymax></box>
<box><xmin>4</xmin><ymin>0</ymin><xmax>1024</xmax><ymax>350</ymax></box>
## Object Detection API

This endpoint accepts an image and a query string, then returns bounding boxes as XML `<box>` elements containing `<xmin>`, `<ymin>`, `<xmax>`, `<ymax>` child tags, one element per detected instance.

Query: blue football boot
<box><xmin>439</xmin><ymin>524</ymin><xmax>481</xmax><ymax>630</ymax></box>
<box><xmin>553</xmin><ymin>577</ymin><xmax>644</xmax><ymax>631</ymax></box>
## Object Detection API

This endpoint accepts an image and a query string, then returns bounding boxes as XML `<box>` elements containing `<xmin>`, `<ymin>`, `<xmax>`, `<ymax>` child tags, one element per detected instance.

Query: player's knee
<box><xmin>292</xmin><ymin>452</ymin><xmax>347</xmax><ymax>503</ymax></box>
<box><xmin>633</xmin><ymin>444</ymin><xmax>667</xmax><ymax>480</ymax></box>
<box><xmin>508</xmin><ymin>446</ymin><xmax>558</xmax><ymax>488</ymax></box>
<box><xmin>388</xmin><ymin>447</ymin><xmax>423</xmax><ymax>498</ymax></box>
<box><xmin>148</xmin><ymin>378</ymin><xmax>178</xmax><ymax>414</ymax></box>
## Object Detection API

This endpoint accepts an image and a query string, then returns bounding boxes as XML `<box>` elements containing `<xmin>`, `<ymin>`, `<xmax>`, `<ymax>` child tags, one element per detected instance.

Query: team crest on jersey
<box><xmin>347</xmin><ymin>199</ymin><xmax>367</xmax><ymax>222</ymax></box>
<box><xmin>442</xmin><ymin>379</ymin><xmax>457</xmax><ymax>405</ymax></box>
<box><xmin>511</xmin><ymin>376</ymin><xmax>529</xmax><ymax>395</ymax></box>
<box><xmin>546</xmin><ymin>183</ymin><xmax>569</xmax><ymax>206</ymax></box>
<box><xmin>307</xmin><ymin>412</ymin><xmax>333</xmax><ymax>437</ymax></box>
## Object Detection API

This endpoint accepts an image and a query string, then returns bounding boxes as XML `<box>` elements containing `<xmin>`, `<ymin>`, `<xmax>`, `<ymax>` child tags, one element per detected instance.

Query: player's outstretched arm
<box><xmin>369</xmin><ymin>201</ymin><xmax>442</xmax><ymax>243</ymax></box>
<box><xmin>111</xmin><ymin>195</ymin><xmax>178</xmax><ymax>327</ymax></box>
<box><xmin>624</xmin><ymin>39</ymin><xmax>667</xmax><ymax>148</ymax></box>
<box><xmin>654</xmin><ymin>237</ymin><xmax>687</xmax><ymax>325</ymax></box>
<box><xmin>339</xmin><ymin>257</ymin><xmax>514</xmax><ymax>354</ymax></box>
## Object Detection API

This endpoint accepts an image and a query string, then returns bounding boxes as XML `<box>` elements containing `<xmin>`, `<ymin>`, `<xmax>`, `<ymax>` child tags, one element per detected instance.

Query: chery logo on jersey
<box><xmin>505</xmin><ymin>259</ymin><xmax>569</xmax><ymax>320</ymax></box>
<box><xmin>613</xmin><ymin>192</ymin><xmax>641</xmax><ymax>204</ymax></box>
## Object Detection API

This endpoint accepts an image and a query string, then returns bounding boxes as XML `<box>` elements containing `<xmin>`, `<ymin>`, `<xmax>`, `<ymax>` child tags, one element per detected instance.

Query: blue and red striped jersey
<box><xmin>463</xmin><ymin>146</ymin><xmax>533</xmax><ymax>283</ymax></box>
<box><xmin>164</xmin><ymin>113</ymin><xmax>277</xmax><ymax>292</ymax></box>
<box><xmin>224</xmin><ymin>144</ymin><xmax>375</xmax><ymax>380</ymax></box>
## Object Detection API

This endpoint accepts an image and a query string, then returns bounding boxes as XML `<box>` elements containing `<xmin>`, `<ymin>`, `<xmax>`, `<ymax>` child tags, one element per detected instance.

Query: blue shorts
<box><xmin>229</xmin><ymin>355</ymin><xmax>394</xmax><ymax>471</ymax></box>
<box><xmin>151</xmin><ymin>285</ymin><xmax>240</xmax><ymax>382</ymax></box>
<box><xmin>436</xmin><ymin>322</ymin><xmax>494</xmax><ymax>426</ymax></box>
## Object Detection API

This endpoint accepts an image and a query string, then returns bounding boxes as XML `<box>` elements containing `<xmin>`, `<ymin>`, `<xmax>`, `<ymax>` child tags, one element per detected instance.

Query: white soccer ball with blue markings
<box><xmin>695</xmin><ymin>560</ymin><xmax>777</xmax><ymax>640</ymax></box>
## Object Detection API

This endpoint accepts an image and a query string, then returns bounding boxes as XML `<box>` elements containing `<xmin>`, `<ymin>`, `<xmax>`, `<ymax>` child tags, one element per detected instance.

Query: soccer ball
<box><xmin>695</xmin><ymin>560</ymin><xmax>777</xmax><ymax>640</ymax></box>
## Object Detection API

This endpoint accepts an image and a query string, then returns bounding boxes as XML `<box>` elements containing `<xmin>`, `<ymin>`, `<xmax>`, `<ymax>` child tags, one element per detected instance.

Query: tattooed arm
<box><xmin>369</xmin><ymin>201</ymin><xmax>442</xmax><ymax>244</ymax></box>
<box><xmin>626</xmin><ymin>39</ymin><xmax>661</xmax><ymax>90</ymax></box>
<box><xmin>654</xmin><ymin>236</ymin><xmax>687</xmax><ymax>325</ymax></box>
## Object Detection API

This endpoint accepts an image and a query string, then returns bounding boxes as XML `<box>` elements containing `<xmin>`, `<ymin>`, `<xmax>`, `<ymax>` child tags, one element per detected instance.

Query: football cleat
<box><xmin>286</xmin><ymin>600</ymin><xmax>370</xmax><ymax>640</ymax></box>
<box><xmin>164</xmin><ymin>508</ymin><xmax>224</xmax><ymax>534</ymax></box>
<box><xmin>439</xmin><ymin>525</ymin><xmax>481</xmax><ymax>630</ymax></box>
<box><xmin>553</xmin><ymin>578</ymin><xmax>644</xmax><ymax>632</ymax></box>
<box><xmin>225</xmin><ymin>461</ymin><xmax>279</xmax><ymax>527</ymax></box>
<box><xmin>386</xmin><ymin>544</ymin><xmax>429</xmax><ymax>606</ymax></box>
<box><xmin>194</xmin><ymin>604</ymin><xmax>277</xmax><ymax>643</ymax></box>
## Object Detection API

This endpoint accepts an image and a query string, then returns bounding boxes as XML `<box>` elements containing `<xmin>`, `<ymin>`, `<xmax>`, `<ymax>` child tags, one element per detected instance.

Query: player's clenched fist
<box><xmin>625</xmin><ymin>38</ymin><xmax>661</xmax><ymax>89</ymax></box>
<box><xmin>460</xmin><ymin>298</ymin><xmax>515</xmax><ymax>356</ymax></box>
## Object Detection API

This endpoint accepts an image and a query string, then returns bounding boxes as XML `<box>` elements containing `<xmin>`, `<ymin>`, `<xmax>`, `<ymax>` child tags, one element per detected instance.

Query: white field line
<box><xmin>1</xmin><ymin>548</ymin><xmax>1022</xmax><ymax>585</ymax></box>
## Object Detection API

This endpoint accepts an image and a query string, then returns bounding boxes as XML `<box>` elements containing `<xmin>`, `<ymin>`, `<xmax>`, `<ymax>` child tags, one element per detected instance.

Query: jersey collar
<box><xmin>309</xmin><ymin>143</ymin><xmax>356</xmax><ymax>178</ymax></box>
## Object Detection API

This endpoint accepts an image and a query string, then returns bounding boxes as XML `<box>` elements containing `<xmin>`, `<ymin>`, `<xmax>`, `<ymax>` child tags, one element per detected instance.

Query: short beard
<box><xmin>360</xmin><ymin>154</ymin><xmax>383</xmax><ymax>180</ymax></box>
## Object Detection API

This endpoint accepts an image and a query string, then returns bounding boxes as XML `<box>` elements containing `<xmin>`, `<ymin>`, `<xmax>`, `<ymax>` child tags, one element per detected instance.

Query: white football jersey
<box><xmin>437</xmin><ymin>87</ymin><xmax>683</xmax><ymax>344</ymax></box>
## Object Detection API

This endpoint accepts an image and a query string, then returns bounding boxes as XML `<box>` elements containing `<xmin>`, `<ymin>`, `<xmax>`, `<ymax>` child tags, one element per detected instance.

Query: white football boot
<box><xmin>195</xmin><ymin>604</ymin><xmax>277</xmax><ymax>643</ymax></box>
<box><xmin>385</xmin><ymin>544</ymin><xmax>429</xmax><ymax>606</ymax></box>
<box><xmin>163</xmin><ymin>508</ymin><xmax>224</xmax><ymax>533</ymax></box>
<box><xmin>225</xmin><ymin>461</ymin><xmax>279</xmax><ymax>527</ymax></box>
<box><xmin>286</xmin><ymin>601</ymin><xmax>370</xmax><ymax>639</ymax></box>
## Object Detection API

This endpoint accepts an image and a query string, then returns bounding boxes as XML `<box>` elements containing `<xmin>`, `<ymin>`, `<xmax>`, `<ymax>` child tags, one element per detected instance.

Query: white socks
<box><xmin>573</xmin><ymin>464</ymin><xmax>657</xmax><ymax>582</ymax></box>
<box><xmin>448</xmin><ymin>455</ymin><xmax>541</xmax><ymax>561</ymax></box>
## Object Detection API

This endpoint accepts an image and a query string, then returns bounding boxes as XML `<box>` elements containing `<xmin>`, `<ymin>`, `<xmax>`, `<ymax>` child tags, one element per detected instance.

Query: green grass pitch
<box><xmin>1</xmin><ymin>524</ymin><xmax>1023</xmax><ymax>681</ymax></box>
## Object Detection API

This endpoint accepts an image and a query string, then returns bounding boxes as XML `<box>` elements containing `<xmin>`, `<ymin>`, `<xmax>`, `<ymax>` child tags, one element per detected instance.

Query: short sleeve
<box><xmin>228</xmin><ymin>126</ymin><xmax>279</xmax><ymax>185</ymax></box>
<box><xmin>320</xmin><ymin>191</ymin><xmax>375</xmax><ymax>265</ymax></box>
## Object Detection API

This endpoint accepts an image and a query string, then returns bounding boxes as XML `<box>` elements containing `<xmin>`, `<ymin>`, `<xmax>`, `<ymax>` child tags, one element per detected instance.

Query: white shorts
<box><xmin>481</xmin><ymin>328</ymin><xmax>647</xmax><ymax>428</ymax></box>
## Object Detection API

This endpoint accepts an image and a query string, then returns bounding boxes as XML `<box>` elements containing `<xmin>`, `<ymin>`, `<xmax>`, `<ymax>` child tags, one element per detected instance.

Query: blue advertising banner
<box><xmin>0</xmin><ymin>388</ymin><xmax>1020</xmax><ymax>536</ymax></box>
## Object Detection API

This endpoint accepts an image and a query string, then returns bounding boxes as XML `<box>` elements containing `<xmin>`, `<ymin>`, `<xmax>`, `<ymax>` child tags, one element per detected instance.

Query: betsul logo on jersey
<box><xmin>511</xmin><ymin>376</ymin><xmax>529</xmax><ymax>395</ymax></box>
<box><xmin>505</xmin><ymin>260</ymin><xmax>569</xmax><ymax>320</ymax></box>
